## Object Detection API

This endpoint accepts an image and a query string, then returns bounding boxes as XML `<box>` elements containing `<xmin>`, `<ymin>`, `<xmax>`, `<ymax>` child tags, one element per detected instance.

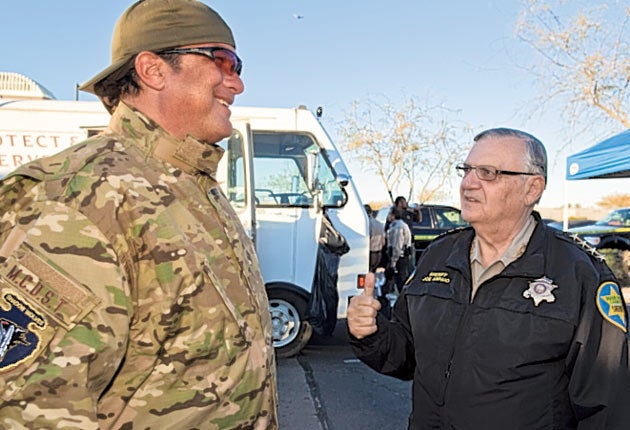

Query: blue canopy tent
<box><xmin>561</xmin><ymin>130</ymin><xmax>630</xmax><ymax>230</ymax></box>
<box><xmin>566</xmin><ymin>129</ymin><xmax>630</xmax><ymax>180</ymax></box>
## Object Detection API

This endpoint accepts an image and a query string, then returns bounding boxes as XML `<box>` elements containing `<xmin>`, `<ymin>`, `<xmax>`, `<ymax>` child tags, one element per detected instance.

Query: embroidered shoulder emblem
<box><xmin>523</xmin><ymin>276</ymin><xmax>558</xmax><ymax>306</ymax></box>
<box><xmin>596</xmin><ymin>281</ymin><xmax>627</xmax><ymax>333</ymax></box>
<box><xmin>0</xmin><ymin>292</ymin><xmax>47</xmax><ymax>371</ymax></box>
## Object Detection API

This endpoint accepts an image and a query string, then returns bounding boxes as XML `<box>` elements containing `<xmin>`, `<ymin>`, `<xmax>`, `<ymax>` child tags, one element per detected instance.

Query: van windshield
<box><xmin>251</xmin><ymin>132</ymin><xmax>346</xmax><ymax>208</ymax></box>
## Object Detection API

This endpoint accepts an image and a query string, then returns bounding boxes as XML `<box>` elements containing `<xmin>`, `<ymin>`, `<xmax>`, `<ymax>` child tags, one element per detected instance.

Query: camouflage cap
<box><xmin>79</xmin><ymin>0</ymin><xmax>235</xmax><ymax>95</ymax></box>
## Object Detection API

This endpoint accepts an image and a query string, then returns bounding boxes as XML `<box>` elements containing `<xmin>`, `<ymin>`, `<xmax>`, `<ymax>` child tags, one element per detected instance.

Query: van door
<box><xmin>250</xmin><ymin>131</ymin><xmax>320</xmax><ymax>293</ymax></box>
<box><xmin>216</xmin><ymin>122</ymin><xmax>257</xmax><ymax>244</ymax></box>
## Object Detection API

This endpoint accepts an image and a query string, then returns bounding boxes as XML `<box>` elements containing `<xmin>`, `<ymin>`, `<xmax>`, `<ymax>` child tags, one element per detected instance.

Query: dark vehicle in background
<box><xmin>377</xmin><ymin>204</ymin><xmax>468</xmax><ymax>259</ymax></box>
<box><xmin>568</xmin><ymin>208</ymin><xmax>630</xmax><ymax>250</ymax></box>
<box><xmin>546</xmin><ymin>219</ymin><xmax>596</xmax><ymax>231</ymax></box>
<box><xmin>569</xmin><ymin>207</ymin><xmax>630</xmax><ymax>288</ymax></box>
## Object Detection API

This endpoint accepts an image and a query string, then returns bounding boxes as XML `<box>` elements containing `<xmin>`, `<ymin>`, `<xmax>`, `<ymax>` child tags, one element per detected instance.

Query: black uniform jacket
<box><xmin>351</xmin><ymin>214</ymin><xmax>629</xmax><ymax>429</ymax></box>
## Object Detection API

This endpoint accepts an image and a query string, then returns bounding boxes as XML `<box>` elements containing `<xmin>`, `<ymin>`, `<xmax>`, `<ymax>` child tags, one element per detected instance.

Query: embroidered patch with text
<box><xmin>421</xmin><ymin>271</ymin><xmax>451</xmax><ymax>284</ymax></box>
<box><xmin>0</xmin><ymin>292</ymin><xmax>47</xmax><ymax>371</ymax></box>
<box><xmin>596</xmin><ymin>281</ymin><xmax>627</xmax><ymax>333</ymax></box>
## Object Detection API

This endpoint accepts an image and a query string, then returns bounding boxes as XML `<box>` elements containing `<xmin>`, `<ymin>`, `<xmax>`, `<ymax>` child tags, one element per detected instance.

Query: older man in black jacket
<box><xmin>348</xmin><ymin>128</ymin><xmax>629</xmax><ymax>429</ymax></box>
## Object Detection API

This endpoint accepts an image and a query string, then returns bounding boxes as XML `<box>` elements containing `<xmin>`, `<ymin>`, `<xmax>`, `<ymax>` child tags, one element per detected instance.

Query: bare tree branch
<box><xmin>515</xmin><ymin>0</ymin><xmax>630</xmax><ymax>132</ymax></box>
<box><xmin>337</xmin><ymin>94</ymin><xmax>472</xmax><ymax>204</ymax></box>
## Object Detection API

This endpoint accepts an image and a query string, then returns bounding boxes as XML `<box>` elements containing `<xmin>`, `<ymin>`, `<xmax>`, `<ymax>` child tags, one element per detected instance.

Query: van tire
<box><xmin>267</xmin><ymin>289</ymin><xmax>313</xmax><ymax>358</ymax></box>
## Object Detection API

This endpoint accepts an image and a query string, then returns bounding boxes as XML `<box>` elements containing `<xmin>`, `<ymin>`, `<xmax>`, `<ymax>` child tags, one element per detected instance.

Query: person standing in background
<box><xmin>365</xmin><ymin>204</ymin><xmax>386</xmax><ymax>272</ymax></box>
<box><xmin>393</xmin><ymin>195</ymin><xmax>419</xmax><ymax>271</ymax></box>
<box><xmin>0</xmin><ymin>1</ymin><xmax>277</xmax><ymax>428</ymax></box>
<box><xmin>386</xmin><ymin>207</ymin><xmax>413</xmax><ymax>293</ymax></box>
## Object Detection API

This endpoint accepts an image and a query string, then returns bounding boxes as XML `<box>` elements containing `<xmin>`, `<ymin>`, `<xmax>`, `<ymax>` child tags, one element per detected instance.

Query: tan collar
<box><xmin>109</xmin><ymin>102</ymin><xmax>225</xmax><ymax>177</ymax></box>
<box><xmin>471</xmin><ymin>214</ymin><xmax>536</xmax><ymax>268</ymax></box>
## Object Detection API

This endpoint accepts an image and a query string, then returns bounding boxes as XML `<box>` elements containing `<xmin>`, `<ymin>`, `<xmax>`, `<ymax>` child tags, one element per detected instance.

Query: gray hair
<box><xmin>473</xmin><ymin>127</ymin><xmax>547</xmax><ymax>184</ymax></box>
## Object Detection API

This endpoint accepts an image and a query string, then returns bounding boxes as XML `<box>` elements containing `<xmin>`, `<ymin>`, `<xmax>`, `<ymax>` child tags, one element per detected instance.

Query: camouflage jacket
<box><xmin>0</xmin><ymin>103</ymin><xmax>277</xmax><ymax>429</ymax></box>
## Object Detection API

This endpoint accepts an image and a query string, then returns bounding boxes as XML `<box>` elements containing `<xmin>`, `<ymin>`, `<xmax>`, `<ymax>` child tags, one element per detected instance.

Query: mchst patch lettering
<box><xmin>0</xmin><ymin>245</ymin><xmax>100</xmax><ymax>330</ymax></box>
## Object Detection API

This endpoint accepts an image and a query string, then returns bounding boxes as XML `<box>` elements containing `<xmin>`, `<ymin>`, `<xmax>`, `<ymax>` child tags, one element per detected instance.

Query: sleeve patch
<box><xmin>0</xmin><ymin>292</ymin><xmax>47</xmax><ymax>371</ymax></box>
<box><xmin>596</xmin><ymin>281</ymin><xmax>627</xmax><ymax>333</ymax></box>
<box><xmin>0</xmin><ymin>242</ymin><xmax>100</xmax><ymax>330</ymax></box>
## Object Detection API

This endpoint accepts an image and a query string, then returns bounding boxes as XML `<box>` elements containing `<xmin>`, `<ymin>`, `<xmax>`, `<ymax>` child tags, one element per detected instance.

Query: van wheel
<box><xmin>267</xmin><ymin>290</ymin><xmax>313</xmax><ymax>358</ymax></box>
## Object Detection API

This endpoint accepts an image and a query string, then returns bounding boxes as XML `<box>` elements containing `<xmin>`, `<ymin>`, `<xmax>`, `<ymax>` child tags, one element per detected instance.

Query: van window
<box><xmin>219</xmin><ymin>130</ymin><xmax>247</xmax><ymax>208</ymax></box>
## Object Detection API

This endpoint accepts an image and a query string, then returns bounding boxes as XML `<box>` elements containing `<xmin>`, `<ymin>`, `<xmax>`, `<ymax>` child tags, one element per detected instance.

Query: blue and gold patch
<box><xmin>0</xmin><ymin>292</ymin><xmax>46</xmax><ymax>371</ymax></box>
<box><xmin>596</xmin><ymin>281</ymin><xmax>627</xmax><ymax>333</ymax></box>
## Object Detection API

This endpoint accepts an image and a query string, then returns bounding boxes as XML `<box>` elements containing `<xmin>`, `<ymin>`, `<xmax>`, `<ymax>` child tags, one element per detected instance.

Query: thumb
<box><xmin>363</xmin><ymin>272</ymin><xmax>375</xmax><ymax>297</ymax></box>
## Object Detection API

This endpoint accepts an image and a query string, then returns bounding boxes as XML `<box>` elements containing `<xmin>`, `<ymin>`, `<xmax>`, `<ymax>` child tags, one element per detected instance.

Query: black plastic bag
<box><xmin>318</xmin><ymin>212</ymin><xmax>350</xmax><ymax>256</ymax></box>
<box><xmin>307</xmin><ymin>213</ymin><xmax>350</xmax><ymax>336</ymax></box>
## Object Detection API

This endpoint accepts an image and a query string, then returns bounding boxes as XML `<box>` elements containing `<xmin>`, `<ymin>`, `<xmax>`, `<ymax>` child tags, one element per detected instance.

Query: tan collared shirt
<box><xmin>470</xmin><ymin>215</ymin><xmax>537</xmax><ymax>301</ymax></box>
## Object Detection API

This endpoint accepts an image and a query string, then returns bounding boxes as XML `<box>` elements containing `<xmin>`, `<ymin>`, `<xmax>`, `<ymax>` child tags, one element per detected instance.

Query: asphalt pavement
<box><xmin>277</xmin><ymin>357</ymin><xmax>322</xmax><ymax>430</ymax></box>
<box><xmin>276</xmin><ymin>320</ymin><xmax>412</xmax><ymax>430</ymax></box>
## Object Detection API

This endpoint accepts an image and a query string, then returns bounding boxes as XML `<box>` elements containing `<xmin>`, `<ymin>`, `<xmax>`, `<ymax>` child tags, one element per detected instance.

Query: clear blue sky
<box><xmin>1</xmin><ymin>1</ymin><xmax>626</xmax><ymax>210</ymax></box>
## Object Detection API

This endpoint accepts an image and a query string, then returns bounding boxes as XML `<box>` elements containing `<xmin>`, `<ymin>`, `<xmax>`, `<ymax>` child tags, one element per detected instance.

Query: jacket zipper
<box><xmin>441</xmin><ymin>281</ymin><xmax>474</xmax><ymax>404</ymax></box>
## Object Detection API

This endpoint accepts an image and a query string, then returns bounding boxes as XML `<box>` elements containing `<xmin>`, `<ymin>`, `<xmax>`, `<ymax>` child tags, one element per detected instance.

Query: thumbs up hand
<box><xmin>363</xmin><ymin>271</ymin><xmax>376</xmax><ymax>298</ymax></box>
<box><xmin>347</xmin><ymin>272</ymin><xmax>381</xmax><ymax>339</ymax></box>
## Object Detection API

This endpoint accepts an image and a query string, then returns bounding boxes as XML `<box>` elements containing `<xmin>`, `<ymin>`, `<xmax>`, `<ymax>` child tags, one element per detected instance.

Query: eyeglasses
<box><xmin>455</xmin><ymin>163</ymin><xmax>538</xmax><ymax>181</ymax></box>
<box><xmin>159</xmin><ymin>47</ymin><xmax>243</xmax><ymax>76</ymax></box>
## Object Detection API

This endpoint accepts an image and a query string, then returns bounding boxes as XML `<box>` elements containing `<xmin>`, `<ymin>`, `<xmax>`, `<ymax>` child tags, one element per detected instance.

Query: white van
<box><xmin>0</xmin><ymin>95</ymin><xmax>369</xmax><ymax>357</ymax></box>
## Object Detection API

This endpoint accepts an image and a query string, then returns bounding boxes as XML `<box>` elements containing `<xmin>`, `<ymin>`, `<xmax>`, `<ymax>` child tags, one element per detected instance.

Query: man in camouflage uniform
<box><xmin>0</xmin><ymin>1</ymin><xmax>277</xmax><ymax>428</ymax></box>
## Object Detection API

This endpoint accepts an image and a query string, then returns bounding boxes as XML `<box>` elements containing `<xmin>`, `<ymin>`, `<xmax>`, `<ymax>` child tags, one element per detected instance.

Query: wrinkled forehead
<box><xmin>466</xmin><ymin>136</ymin><xmax>528</xmax><ymax>167</ymax></box>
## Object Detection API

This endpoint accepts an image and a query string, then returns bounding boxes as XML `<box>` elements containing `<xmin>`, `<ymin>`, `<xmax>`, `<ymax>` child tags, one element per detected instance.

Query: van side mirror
<box><xmin>336</xmin><ymin>173</ymin><xmax>349</xmax><ymax>187</ymax></box>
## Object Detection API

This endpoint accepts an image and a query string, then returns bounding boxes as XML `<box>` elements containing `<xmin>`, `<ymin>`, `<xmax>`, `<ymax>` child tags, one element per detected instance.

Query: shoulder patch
<box><xmin>596</xmin><ymin>281</ymin><xmax>627</xmax><ymax>333</ymax></box>
<box><xmin>0</xmin><ymin>292</ymin><xmax>47</xmax><ymax>371</ymax></box>
<box><xmin>0</xmin><ymin>240</ymin><xmax>101</xmax><ymax>330</ymax></box>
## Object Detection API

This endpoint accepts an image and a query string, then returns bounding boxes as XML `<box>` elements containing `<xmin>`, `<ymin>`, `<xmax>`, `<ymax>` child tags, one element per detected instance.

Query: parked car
<box><xmin>568</xmin><ymin>208</ymin><xmax>630</xmax><ymax>290</ymax></box>
<box><xmin>376</xmin><ymin>204</ymin><xmax>468</xmax><ymax>259</ymax></box>
<box><xmin>568</xmin><ymin>207</ymin><xmax>630</xmax><ymax>249</ymax></box>
<box><xmin>546</xmin><ymin>219</ymin><xmax>596</xmax><ymax>231</ymax></box>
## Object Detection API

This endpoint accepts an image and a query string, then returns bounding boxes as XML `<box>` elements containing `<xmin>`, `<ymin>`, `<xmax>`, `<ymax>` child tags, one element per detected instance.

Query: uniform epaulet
<box><xmin>553</xmin><ymin>229</ymin><xmax>607</xmax><ymax>263</ymax></box>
